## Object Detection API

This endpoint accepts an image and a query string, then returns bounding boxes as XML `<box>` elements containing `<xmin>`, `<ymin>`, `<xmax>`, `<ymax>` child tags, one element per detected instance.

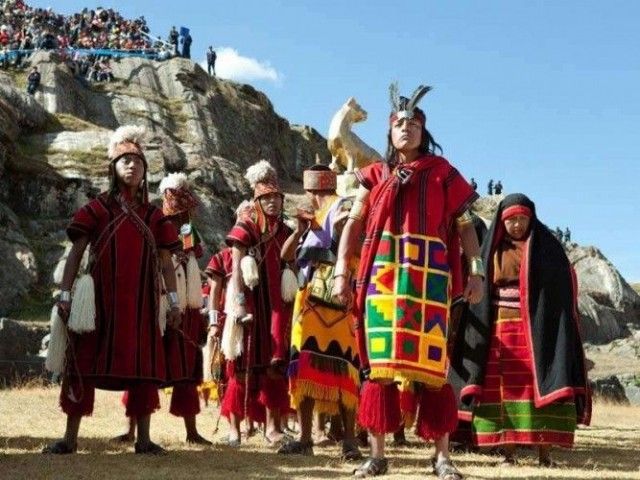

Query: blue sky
<box><xmin>33</xmin><ymin>1</ymin><xmax>640</xmax><ymax>281</ymax></box>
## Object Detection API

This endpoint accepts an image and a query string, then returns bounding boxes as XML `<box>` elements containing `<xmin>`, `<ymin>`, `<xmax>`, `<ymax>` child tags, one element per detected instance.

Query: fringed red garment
<box><xmin>59</xmin><ymin>377</ymin><xmax>95</xmax><ymax>417</ymax></box>
<box><xmin>416</xmin><ymin>383</ymin><xmax>458</xmax><ymax>441</ymax></box>
<box><xmin>258</xmin><ymin>375</ymin><xmax>290</xmax><ymax>411</ymax></box>
<box><xmin>357</xmin><ymin>381</ymin><xmax>402</xmax><ymax>435</ymax></box>
<box><xmin>220</xmin><ymin>376</ymin><xmax>266</xmax><ymax>423</ymax></box>
<box><xmin>169</xmin><ymin>383</ymin><xmax>201</xmax><ymax>417</ymax></box>
<box><xmin>124</xmin><ymin>383</ymin><xmax>160</xmax><ymax>418</ymax></box>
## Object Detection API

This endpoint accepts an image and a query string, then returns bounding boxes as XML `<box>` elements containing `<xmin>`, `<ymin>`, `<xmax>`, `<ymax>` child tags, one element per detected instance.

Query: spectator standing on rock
<box><xmin>168</xmin><ymin>26</ymin><xmax>179</xmax><ymax>55</ymax></box>
<box><xmin>206</xmin><ymin>45</ymin><xmax>216</xmax><ymax>76</ymax></box>
<box><xmin>564</xmin><ymin>227</ymin><xmax>571</xmax><ymax>244</ymax></box>
<box><xmin>27</xmin><ymin>65</ymin><xmax>40</xmax><ymax>95</ymax></box>
<box><xmin>487</xmin><ymin>179</ymin><xmax>494</xmax><ymax>195</ymax></box>
<box><xmin>181</xmin><ymin>28</ymin><xmax>192</xmax><ymax>59</ymax></box>
<box><xmin>555</xmin><ymin>227</ymin><xmax>563</xmax><ymax>242</ymax></box>
<box><xmin>494</xmin><ymin>180</ymin><xmax>503</xmax><ymax>195</ymax></box>
<box><xmin>470</xmin><ymin>177</ymin><xmax>478</xmax><ymax>191</ymax></box>
<box><xmin>449</xmin><ymin>193</ymin><xmax>591</xmax><ymax>466</ymax></box>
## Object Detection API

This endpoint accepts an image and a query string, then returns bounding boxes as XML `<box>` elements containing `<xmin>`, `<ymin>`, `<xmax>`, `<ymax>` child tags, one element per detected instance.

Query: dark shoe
<box><xmin>353</xmin><ymin>457</ymin><xmax>388</xmax><ymax>478</ymax></box>
<box><xmin>134</xmin><ymin>441</ymin><xmax>168</xmax><ymax>455</ymax></box>
<box><xmin>277</xmin><ymin>439</ymin><xmax>314</xmax><ymax>456</ymax></box>
<box><xmin>111</xmin><ymin>433</ymin><xmax>135</xmax><ymax>443</ymax></box>
<box><xmin>341</xmin><ymin>439</ymin><xmax>363</xmax><ymax>462</ymax></box>
<box><xmin>42</xmin><ymin>440</ymin><xmax>76</xmax><ymax>454</ymax></box>
<box><xmin>539</xmin><ymin>457</ymin><xmax>558</xmax><ymax>467</ymax></box>
<box><xmin>432</xmin><ymin>457</ymin><xmax>463</xmax><ymax>480</ymax></box>
<box><xmin>186</xmin><ymin>434</ymin><xmax>212</xmax><ymax>446</ymax></box>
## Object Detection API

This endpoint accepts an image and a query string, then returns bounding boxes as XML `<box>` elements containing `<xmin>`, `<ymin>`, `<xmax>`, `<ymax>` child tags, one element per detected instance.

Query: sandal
<box><xmin>341</xmin><ymin>439</ymin><xmax>363</xmax><ymax>462</ymax></box>
<box><xmin>539</xmin><ymin>457</ymin><xmax>558</xmax><ymax>468</ymax></box>
<box><xmin>134</xmin><ymin>441</ymin><xmax>168</xmax><ymax>455</ymax></box>
<box><xmin>432</xmin><ymin>457</ymin><xmax>463</xmax><ymax>480</ymax></box>
<box><xmin>277</xmin><ymin>439</ymin><xmax>314</xmax><ymax>456</ymax></box>
<box><xmin>111</xmin><ymin>433</ymin><xmax>135</xmax><ymax>443</ymax></box>
<box><xmin>42</xmin><ymin>440</ymin><xmax>77</xmax><ymax>454</ymax></box>
<box><xmin>353</xmin><ymin>457</ymin><xmax>388</xmax><ymax>478</ymax></box>
<box><xmin>226</xmin><ymin>437</ymin><xmax>241</xmax><ymax>447</ymax></box>
<box><xmin>186</xmin><ymin>434</ymin><xmax>212</xmax><ymax>446</ymax></box>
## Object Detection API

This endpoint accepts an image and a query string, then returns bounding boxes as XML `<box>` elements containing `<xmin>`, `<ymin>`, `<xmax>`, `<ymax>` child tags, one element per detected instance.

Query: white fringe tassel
<box><xmin>45</xmin><ymin>305</ymin><xmax>67</xmax><ymax>375</ymax></box>
<box><xmin>240</xmin><ymin>255</ymin><xmax>259</xmax><ymax>289</ymax></box>
<box><xmin>68</xmin><ymin>274</ymin><xmax>96</xmax><ymax>333</ymax></box>
<box><xmin>158</xmin><ymin>292</ymin><xmax>168</xmax><ymax>336</ymax></box>
<box><xmin>202</xmin><ymin>335</ymin><xmax>215</xmax><ymax>382</ymax></box>
<box><xmin>173</xmin><ymin>256</ymin><xmax>188</xmax><ymax>313</ymax></box>
<box><xmin>281</xmin><ymin>267</ymin><xmax>298</xmax><ymax>303</ymax></box>
<box><xmin>220</xmin><ymin>282</ymin><xmax>244</xmax><ymax>360</ymax></box>
<box><xmin>186</xmin><ymin>252</ymin><xmax>203</xmax><ymax>308</ymax></box>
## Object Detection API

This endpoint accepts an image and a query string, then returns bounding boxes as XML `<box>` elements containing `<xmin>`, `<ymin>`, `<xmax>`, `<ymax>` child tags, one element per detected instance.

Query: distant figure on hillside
<box><xmin>487</xmin><ymin>179</ymin><xmax>494</xmax><ymax>195</ymax></box>
<box><xmin>494</xmin><ymin>180</ymin><xmax>503</xmax><ymax>195</ymax></box>
<box><xmin>168</xmin><ymin>26</ymin><xmax>179</xmax><ymax>55</ymax></box>
<box><xmin>206</xmin><ymin>46</ymin><xmax>217</xmax><ymax>76</ymax></box>
<box><xmin>27</xmin><ymin>66</ymin><xmax>40</xmax><ymax>95</ymax></box>
<box><xmin>564</xmin><ymin>227</ymin><xmax>571</xmax><ymax>244</ymax></box>
<box><xmin>555</xmin><ymin>227</ymin><xmax>563</xmax><ymax>241</ymax></box>
<box><xmin>470</xmin><ymin>177</ymin><xmax>478</xmax><ymax>191</ymax></box>
<box><xmin>181</xmin><ymin>29</ymin><xmax>192</xmax><ymax>59</ymax></box>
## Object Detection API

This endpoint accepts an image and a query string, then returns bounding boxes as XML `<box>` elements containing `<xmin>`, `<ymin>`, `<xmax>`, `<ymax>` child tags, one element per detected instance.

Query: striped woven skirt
<box><xmin>471</xmin><ymin>307</ymin><xmax>577</xmax><ymax>447</ymax></box>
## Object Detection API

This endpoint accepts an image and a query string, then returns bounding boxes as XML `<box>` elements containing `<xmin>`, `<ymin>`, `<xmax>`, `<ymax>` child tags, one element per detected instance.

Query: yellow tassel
<box><xmin>369</xmin><ymin>367</ymin><xmax>447</xmax><ymax>389</ymax></box>
<box><xmin>68</xmin><ymin>274</ymin><xmax>96</xmax><ymax>333</ymax></box>
<box><xmin>290</xmin><ymin>380</ymin><xmax>359</xmax><ymax>416</ymax></box>
<box><xmin>45</xmin><ymin>305</ymin><xmax>67</xmax><ymax>375</ymax></box>
<box><xmin>186</xmin><ymin>252</ymin><xmax>203</xmax><ymax>308</ymax></box>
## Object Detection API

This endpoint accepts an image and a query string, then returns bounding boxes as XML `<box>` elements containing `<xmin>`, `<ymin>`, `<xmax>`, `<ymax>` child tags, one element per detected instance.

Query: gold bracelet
<box><xmin>468</xmin><ymin>256</ymin><xmax>485</xmax><ymax>278</ymax></box>
<box><xmin>456</xmin><ymin>210</ymin><xmax>473</xmax><ymax>228</ymax></box>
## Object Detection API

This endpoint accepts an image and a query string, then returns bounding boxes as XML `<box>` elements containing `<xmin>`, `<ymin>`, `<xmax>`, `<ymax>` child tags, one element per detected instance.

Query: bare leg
<box><xmin>112</xmin><ymin>417</ymin><xmax>136</xmax><ymax>442</ymax></box>
<box><xmin>63</xmin><ymin>414</ymin><xmax>82</xmax><ymax>449</ymax></box>
<box><xmin>369</xmin><ymin>432</ymin><xmax>385</xmax><ymax>459</ymax></box>
<box><xmin>136</xmin><ymin>414</ymin><xmax>152</xmax><ymax>448</ymax></box>
<box><xmin>433</xmin><ymin>433</ymin><xmax>451</xmax><ymax>464</ymax></box>
<box><xmin>539</xmin><ymin>444</ymin><xmax>553</xmax><ymax>466</ymax></box>
<box><xmin>229</xmin><ymin>413</ymin><xmax>241</xmax><ymax>443</ymax></box>
<box><xmin>503</xmin><ymin>443</ymin><xmax>517</xmax><ymax>463</ymax></box>
<box><xmin>298</xmin><ymin>397</ymin><xmax>314</xmax><ymax>443</ymax></box>
<box><xmin>266</xmin><ymin>408</ymin><xmax>284</xmax><ymax>443</ymax></box>
<box><xmin>184</xmin><ymin>415</ymin><xmax>212</xmax><ymax>445</ymax></box>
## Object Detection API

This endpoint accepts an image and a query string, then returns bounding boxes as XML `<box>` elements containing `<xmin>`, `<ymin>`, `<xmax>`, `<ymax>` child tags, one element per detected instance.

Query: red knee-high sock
<box><xmin>125</xmin><ymin>383</ymin><xmax>160</xmax><ymax>417</ymax></box>
<box><xmin>416</xmin><ymin>383</ymin><xmax>458</xmax><ymax>441</ymax></box>
<box><xmin>357</xmin><ymin>381</ymin><xmax>402</xmax><ymax>435</ymax></box>
<box><xmin>60</xmin><ymin>377</ymin><xmax>95</xmax><ymax>417</ymax></box>
<box><xmin>170</xmin><ymin>383</ymin><xmax>201</xmax><ymax>417</ymax></box>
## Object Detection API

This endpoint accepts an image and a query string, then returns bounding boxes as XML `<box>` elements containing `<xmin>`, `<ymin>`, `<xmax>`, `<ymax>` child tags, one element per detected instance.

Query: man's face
<box><xmin>114</xmin><ymin>153</ymin><xmax>145</xmax><ymax>189</ymax></box>
<box><xmin>391</xmin><ymin>116</ymin><xmax>422</xmax><ymax>152</ymax></box>
<box><xmin>259</xmin><ymin>192</ymin><xmax>283</xmax><ymax>217</ymax></box>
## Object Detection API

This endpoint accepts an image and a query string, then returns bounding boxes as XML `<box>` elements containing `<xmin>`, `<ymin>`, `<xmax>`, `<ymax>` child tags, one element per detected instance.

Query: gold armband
<box><xmin>468</xmin><ymin>256</ymin><xmax>485</xmax><ymax>278</ymax></box>
<box><xmin>348</xmin><ymin>198</ymin><xmax>367</xmax><ymax>220</ymax></box>
<box><xmin>455</xmin><ymin>210</ymin><xmax>473</xmax><ymax>229</ymax></box>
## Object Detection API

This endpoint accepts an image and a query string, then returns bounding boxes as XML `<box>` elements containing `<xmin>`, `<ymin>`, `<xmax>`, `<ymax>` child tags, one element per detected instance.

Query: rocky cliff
<box><xmin>0</xmin><ymin>52</ymin><xmax>329</xmax><ymax>319</ymax></box>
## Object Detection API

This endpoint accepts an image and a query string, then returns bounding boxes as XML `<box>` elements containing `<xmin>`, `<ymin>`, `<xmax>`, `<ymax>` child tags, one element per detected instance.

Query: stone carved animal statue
<box><xmin>327</xmin><ymin>97</ymin><xmax>382</xmax><ymax>173</ymax></box>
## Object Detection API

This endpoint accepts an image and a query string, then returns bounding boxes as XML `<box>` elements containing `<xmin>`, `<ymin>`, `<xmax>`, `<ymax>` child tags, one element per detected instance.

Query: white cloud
<box><xmin>201</xmin><ymin>47</ymin><xmax>282</xmax><ymax>85</ymax></box>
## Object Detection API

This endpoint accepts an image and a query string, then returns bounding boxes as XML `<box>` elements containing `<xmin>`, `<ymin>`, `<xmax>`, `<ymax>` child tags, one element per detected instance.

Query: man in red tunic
<box><xmin>333</xmin><ymin>86</ymin><xmax>484</xmax><ymax>478</ymax></box>
<box><xmin>43</xmin><ymin>125</ymin><xmax>181</xmax><ymax>455</ymax></box>
<box><xmin>220</xmin><ymin>161</ymin><xmax>293</xmax><ymax>446</ymax></box>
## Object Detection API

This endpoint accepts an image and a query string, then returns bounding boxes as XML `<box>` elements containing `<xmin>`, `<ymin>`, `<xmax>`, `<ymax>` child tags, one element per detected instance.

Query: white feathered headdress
<box><xmin>245</xmin><ymin>160</ymin><xmax>281</xmax><ymax>200</ymax></box>
<box><xmin>108</xmin><ymin>125</ymin><xmax>147</xmax><ymax>161</ymax></box>
<box><xmin>159</xmin><ymin>172</ymin><xmax>190</xmax><ymax>195</ymax></box>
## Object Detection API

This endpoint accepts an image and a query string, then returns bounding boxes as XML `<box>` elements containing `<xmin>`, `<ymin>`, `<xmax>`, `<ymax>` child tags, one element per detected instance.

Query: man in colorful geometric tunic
<box><xmin>332</xmin><ymin>86</ymin><xmax>484</xmax><ymax>479</ymax></box>
<box><xmin>43</xmin><ymin>126</ymin><xmax>181</xmax><ymax>455</ymax></box>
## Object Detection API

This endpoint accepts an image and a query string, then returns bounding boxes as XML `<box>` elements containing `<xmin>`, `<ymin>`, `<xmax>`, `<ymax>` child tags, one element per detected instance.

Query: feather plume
<box><xmin>389</xmin><ymin>81</ymin><xmax>400</xmax><ymax>111</ymax></box>
<box><xmin>245</xmin><ymin>160</ymin><xmax>277</xmax><ymax>188</ymax></box>
<box><xmin>108</xmin><ymin>125</ymin><xmax>147</xmax><ymax>159</ymax></box>
<box><xmin>159</xmin><ymin>172</ymin><xmax>189</xmax><ymax>194</ymax></box>
<box><xmin>405</xmin><ymin>85</ymin><xmax>432</xmax><ymax>112</ymax></box>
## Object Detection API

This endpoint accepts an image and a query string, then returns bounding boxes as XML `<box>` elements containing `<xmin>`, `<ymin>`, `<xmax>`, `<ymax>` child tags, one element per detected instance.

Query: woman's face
<box><xmin>504</xmin><ymin>214</ymin><xmax>531</xmax><ymax>240</ymax></box>
<box><xmin>258</xmin><ymin>192</ymin><xmax>283</xmax><ymax>217</ymax></box>
<box><xmin>114</xmin><ymin>153</ymin><xmax>144</xmax><ymax>189</ymax></box>
<box><xmin>391</xmin><ymin>116</ymin><xmax>422</xmax><ymax>152</ymax></box>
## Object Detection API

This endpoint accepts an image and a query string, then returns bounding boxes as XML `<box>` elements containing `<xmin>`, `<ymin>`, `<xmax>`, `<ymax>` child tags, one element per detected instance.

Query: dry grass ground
<box><xmin>0</xmin><ymin>386</ymin><xmax>639</xmax><ymax>480</ymax></box>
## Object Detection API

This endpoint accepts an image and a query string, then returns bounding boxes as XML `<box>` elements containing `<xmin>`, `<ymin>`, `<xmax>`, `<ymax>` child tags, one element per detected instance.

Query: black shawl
<box><xmin>449</xmin><ymin>193</ymin><xmax>591</xmax><ymax>424</ymax></box>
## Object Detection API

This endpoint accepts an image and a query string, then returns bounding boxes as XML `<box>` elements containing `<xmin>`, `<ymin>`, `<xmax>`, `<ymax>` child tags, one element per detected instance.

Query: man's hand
<box><xmin>56</xmin><ymin>301</ymin><xmax>71</xmax><ymax>324</ymax></box>
<box><xmin>464</xmin><ymin>275</ymin><xmax>484</xmax><ymax>304</ymax></box>
<box><xmin>331</xmin><ymin>275</ymin><xmax>352</xmax><ymax>306</ymax></box>
<box><xmin>167</xmin><ymin>307</ymin><xmax>182</xmax><ymax>328</ymax></box>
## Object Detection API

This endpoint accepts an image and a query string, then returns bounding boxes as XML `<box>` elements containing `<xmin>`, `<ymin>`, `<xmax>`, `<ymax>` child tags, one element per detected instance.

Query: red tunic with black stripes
<box><xmin>66</xmin><ymin>193</ymin><xmax>180</xmax><ymax>390</ymax></box>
